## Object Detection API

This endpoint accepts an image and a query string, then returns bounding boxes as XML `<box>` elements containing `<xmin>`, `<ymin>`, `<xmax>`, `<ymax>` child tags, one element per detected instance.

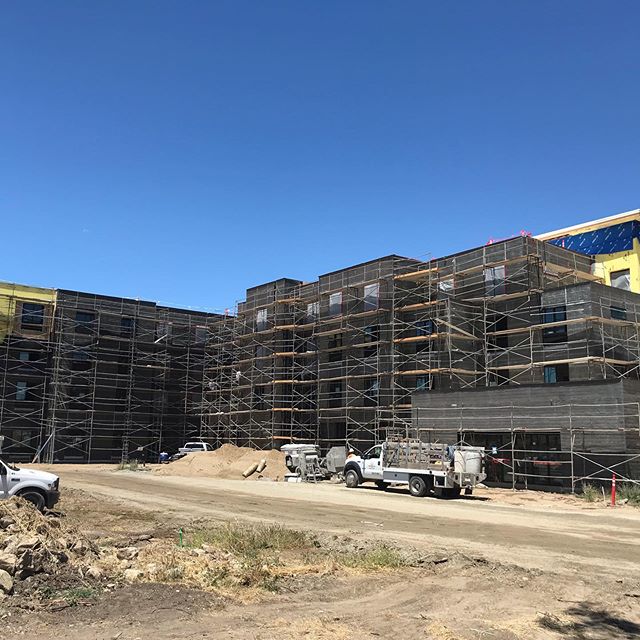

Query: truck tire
<box><xmin>345</xmin><ymin>469</ymin><xmax>360</xmax><ymax>488</ymax></box>
<box><xmin>18</xmin><ymin>489</ymin><xmax>46</xmax><ymax>512</ymax></box>
<box><xmin>409</xmin><ymin>475</ymin><xmax>429</xmax><ymax>497</ymax></box>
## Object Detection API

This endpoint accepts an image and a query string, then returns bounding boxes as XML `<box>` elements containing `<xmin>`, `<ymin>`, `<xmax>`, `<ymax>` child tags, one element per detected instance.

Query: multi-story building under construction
<box><xmin>0</xmin><ymin>283</ymin><xmax>221</xmax><ymax>462</ymax></box>
<box><xmin>202</xmin><ymin>231</ymin><xmax>640</xmax><ymax>449</ymax></box>
<box><xmin>2</xmin><ymin>209</ymin><xmax>640</xmax><ymax>471</ymax></box>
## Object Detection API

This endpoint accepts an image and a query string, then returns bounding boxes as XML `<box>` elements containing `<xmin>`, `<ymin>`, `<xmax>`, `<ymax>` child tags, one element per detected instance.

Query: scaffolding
<box><xmin>3</xmin><ymin>235</ymin><xmax>640</xmax><ymax>472</ymax></box>
<box><xmin>0</xmin><ymin>287</ymin><xmax>55</xmax><ymax>460</ymax></box>
<box><xmin>202</xmin><ymin>279</ymin><xmax>319</xmax><ymax>449</ymax></box>
<box><xmin>201</xmin><ymin>237</ymin><xmax>640</xmax><ymax>469</ymax></box>
<box><xmin>0</xmin><ymin>286</ymin><xmax>218</xmax><ymax>463</ymax></box>
<box><xmin>409</xmin><ymin>403</ymin><xmax>640</xmax><ymax>490</ymax></box>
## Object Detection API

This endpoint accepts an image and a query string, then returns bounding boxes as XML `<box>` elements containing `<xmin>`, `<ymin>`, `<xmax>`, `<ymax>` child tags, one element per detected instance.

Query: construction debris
<box><xmin>0</xmin><ymin>498</ymin><xmax>97</xmax><ymax>597</ymax></box>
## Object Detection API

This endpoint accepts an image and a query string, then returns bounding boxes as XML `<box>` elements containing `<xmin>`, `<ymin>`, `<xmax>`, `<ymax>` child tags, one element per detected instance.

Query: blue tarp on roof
<box><xmin>548</xmin><ymin>220</ymin><xmax>640</xmax><ymax>255</ymax></box>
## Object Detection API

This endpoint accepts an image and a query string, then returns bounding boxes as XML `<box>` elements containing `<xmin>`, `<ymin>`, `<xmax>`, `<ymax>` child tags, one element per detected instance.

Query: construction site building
<box><xmin>203</xmin><ymin>235</ymin><xmax>640</xmax><ymax>465</ymax></box>
<box><xmin>0</xmin><ymin>284</ymin><xmax>221</xmax><ymax>462</ymax></box>
<box><xmin>3</xmin><ymin>208</ymin><xmax>640</xmax><ymax>479</ymax></box>
<box><xmin>537</xmin><ymin>208</ymin><xmax>640</xmax><ymax>293</ymax></box>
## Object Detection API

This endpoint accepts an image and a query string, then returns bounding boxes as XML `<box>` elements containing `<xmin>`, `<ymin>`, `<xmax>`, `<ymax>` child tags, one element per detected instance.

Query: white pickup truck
<box><xmin>179</xmin><ymin>442</ymin><xmax>214</xmax><ymax>454</ymax></box>
<box><xmin>0</xmin><ymin>457</ymin><xmax>60</xmax><ymax>511</ymax></box>
<box><xmin>343</xmin><ymin>439</ymin><xmax>485</xmax><ymax>498</ymax></box>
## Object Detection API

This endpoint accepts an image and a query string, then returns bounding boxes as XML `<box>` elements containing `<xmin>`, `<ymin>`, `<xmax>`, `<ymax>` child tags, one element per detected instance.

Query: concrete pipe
<box><xmin>242</xmin><ymin>462</ymin><xmax>259</xmax><ymax>478</ymax></box>
<box><xmin>256</xmin><ymin>459</ymin><xmax>267</xmax><ymax>473</ymax></box>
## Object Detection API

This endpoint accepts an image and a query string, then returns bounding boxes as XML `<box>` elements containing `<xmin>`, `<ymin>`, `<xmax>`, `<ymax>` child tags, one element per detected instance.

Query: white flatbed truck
<box><xmin>343</xmin><ymin>439</ymin><xmax>485</xmax><ymax>498</ymax></box>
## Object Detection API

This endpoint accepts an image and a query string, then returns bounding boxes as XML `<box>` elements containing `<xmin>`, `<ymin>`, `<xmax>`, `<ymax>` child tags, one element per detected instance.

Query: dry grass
<box><xmin>102</xmin><ymin>521</ymin><xmax>409</xmax><ymax>598</ymax></box>
<box><xmin>260</xmin><ymin>617</ymin><xmax>358</xmax><ymax>640</ymax></box>
<box><xmin>581</xmin><ymin>483</ymin><xmax>600</xmax><ymax>502</ymax></box>
<box><xmin>618</xmin><ymin>482</ymin><xmax>640</xmax><ymax>505</ymax></box>
<box><xmin>580</xmin><ymin>482</ymin><xmax>640</xmax><ymax>506</ymax></box>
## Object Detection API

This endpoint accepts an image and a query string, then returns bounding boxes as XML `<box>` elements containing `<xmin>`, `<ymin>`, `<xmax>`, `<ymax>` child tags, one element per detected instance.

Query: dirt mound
<box><xmin>0</xmin><ymin>498</ymin><xmax>98</xmax><ymax>598</ymax></box>
<box><xmin>155</xmin><ymin>444</ymin><xmax>289</xmax><ymax>481</ymax></box>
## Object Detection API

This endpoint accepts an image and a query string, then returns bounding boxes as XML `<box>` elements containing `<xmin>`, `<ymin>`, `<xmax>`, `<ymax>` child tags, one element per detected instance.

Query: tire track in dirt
<box><xmin>57</xmin><ymin>470</ymin><xmax>640</xmax><ymax>578</ymax></box>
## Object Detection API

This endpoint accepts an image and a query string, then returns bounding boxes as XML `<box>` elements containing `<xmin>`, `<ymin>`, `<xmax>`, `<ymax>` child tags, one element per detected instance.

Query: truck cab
<box><xmin>0</xmin><ymin>457</ymin><xmax>60</xmax><ymax>511</ymax></box>
<box><xmin>178</xmin><ymin>442</ymin><xmax>214</xmax><ymax>454</ymax></box>
<box><xmin>359</xmin><ymin>445</ymin><xmax>384</xmax><ymax>482</ymax></box>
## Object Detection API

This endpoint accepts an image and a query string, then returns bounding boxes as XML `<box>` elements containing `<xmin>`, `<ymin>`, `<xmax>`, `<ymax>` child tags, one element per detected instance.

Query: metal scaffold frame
<box><xmin>0</xmin><ymin>286</ymin><xmax>217</xmax><ymax>463</ymax></box>
<box><xmin>410</xmin><ymin>403</ymin><xmax>640</xmax><ymax>491</ymax></box>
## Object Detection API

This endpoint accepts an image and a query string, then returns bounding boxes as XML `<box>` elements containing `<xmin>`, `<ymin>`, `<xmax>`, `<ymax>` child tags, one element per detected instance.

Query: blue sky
<box><xmin>1</xmin><ymin>1</ymin><xmax>639</xmax><ymax>311</ymax></box>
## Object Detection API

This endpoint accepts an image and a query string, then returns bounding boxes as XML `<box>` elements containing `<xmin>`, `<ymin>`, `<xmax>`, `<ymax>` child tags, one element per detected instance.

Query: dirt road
<box><xmin>6</xmin><ymin>467</ymin><xmax>640</xmax><ymax>640</ymax></box>
<box><xmin>51</xmin><ymin>468</ymin><xmax>640</xmax><ymax>579</ymax></box>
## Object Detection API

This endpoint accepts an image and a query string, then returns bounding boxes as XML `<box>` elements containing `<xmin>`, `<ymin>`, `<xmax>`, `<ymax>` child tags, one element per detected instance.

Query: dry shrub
<box><xmin>114</xmin><ymin>521</ymin><xmax>409</xmax><ymax>597</ymax></box>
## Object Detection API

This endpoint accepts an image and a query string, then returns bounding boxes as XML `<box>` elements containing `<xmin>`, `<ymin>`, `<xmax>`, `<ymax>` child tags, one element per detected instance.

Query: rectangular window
<box><xmin>306</xmin><ymin>301</ymin><xmax>319</xmax><ymax>321</ymax></box>
<box><xmin>364</xmin><ymin>378</ymin><xmax>379</xmax><ymax>405</ymax></box>
<box><xmin>328</xmin><ymin>350</ymin><xmax>342</xmax><ymax>363</ymax></box>
<box><xmin>416</xmin><ymin>319</ymin><xmax>436</xmax><ymax>336</ymax></box>
<box><xmin>156</xmin><ymin>322</ymin><xmax>172</xmax><ymax>342</ymax></box>
<box><xmin>610</xmin><ymin>269</ymin><xmax>631</xmax><ymax>291</ymax></box>
<box><xmin>120</xmin><ymin>317</ymin><xmax>134</xmax><ymax>335</ymax></box>
<box><xmin>76</xmin><ymin>311</ymin><xmax>95</xmax><ymax>331</ymax></box>
<box><xmin>329</xmin><ymin>381</ymin><xmax>343</xmax><ymax>396</ymax></box>
<box><xmin>544</xmin><ymin>364</ymin><xmax>569</xmax><ymax>384</ymax></box>
<box><xmin>21</xmin><ymin>303</ymin><xmax>45</xmax><ymax>329</ymax></box>
<box><xmin>416</xmin><ymin>375</ymin><xmax>430</xmax><ymax>391</ymax></box>
<box><xmin>256</xmin><ymin>308</ymin><xmax>268</xmax><ymax>331</ymax></box>
<box><xmin>18</xmin><ymin>351</ymin><xmax>30</xmax><ymax>362</ymax></box>
<box><xmin>328</xmin><ymin>334</ymin><xmax>342</xmax><ymax>349</ymax></box>
<box><xmin>542</xmin><ymin>306</ymin><xmax>567</xmax><ymax>344</ymax></box>
<box><xmin>15</xmin><ymin>381</ymin><xmax>28</xmax><ymax>401</ymax></box>
<box><xmin>363</xmin><ymin>283</ymin><xmax>380</xmax><ymax>311</ymax></box>
<box><xmin>363</xmin><ymin>344</ymin><xmax>377</xmax><ymax>358</ymax></box>
<box><xmin>484</xmin><ymin>265</ymin><xmax>506</xmax><ymax>296</ymax></box>
<box><xmin>255</xmin><ymin>345</ymin><xmax>270</xmax><ymax>358</ymax></box>
<box><xmin>611</xmin><ymin>306</ymin><xmax>627</xmax><ymax>321</ymax></box>
<box><xmin>438</xmin><ymin>278</ymin><xmax>454</xmax><ymax>294</ymax></box>
<box><xmin>416</xmin><ymin>340</ymin><xmax>431</xmax><ymax>354</ymax></box>
<box><xmin>543</xmin><ymin>366</ymin><xmax>556</xmax><ymax>384</ymax></box>
<box><xmin>487</xmin><ymin>315</ymin><xmax>508</xmax><ymax>350</ymax></box>
<box><xmin>329</xmin><ymin>292</ymin><xmax>342</xmax><ymax>316</ymax></box>
<box><xmin>71</xmin><ymin>350</ymin><xmax>92</xmax><ymax>371</ymax></box>
<box><xmin>11</xmin><ymin>429</ymin><xmax>31</xmax><ymax>446</ymax></box>
<box><xmin>195</xmin><ymin>326</ymin><xmax>207</xmax><ymax>344</ymax></box>
<box><xmin>364</xmin><ymin>325</ymin><xmax>379</xmax><ymax>343</ymax></box>
<box><xmin>488</xmin><ymin>369</ymin><xmax>510</xmax><ymax>386</ymax></box>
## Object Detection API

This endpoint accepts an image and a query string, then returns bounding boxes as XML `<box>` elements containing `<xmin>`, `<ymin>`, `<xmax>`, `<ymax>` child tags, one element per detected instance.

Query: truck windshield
<box><xmin>0</xmin><ymin>458</ymin><xmax>19</xmax><ymax>472</ymax></box>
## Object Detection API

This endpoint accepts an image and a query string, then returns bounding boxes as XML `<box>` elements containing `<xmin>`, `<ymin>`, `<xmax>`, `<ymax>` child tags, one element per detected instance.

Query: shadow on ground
<box><xmin>539</xmin><ymin>602</ymin><xmax>640</xmax><ymax>639</ymax></box>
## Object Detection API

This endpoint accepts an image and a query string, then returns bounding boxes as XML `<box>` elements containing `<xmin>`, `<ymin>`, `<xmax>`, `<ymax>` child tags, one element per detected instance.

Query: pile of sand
<box><xmin>155</xmin><ymin>444</ymin><xmax>289</xmax><ymax>481</ymax></box>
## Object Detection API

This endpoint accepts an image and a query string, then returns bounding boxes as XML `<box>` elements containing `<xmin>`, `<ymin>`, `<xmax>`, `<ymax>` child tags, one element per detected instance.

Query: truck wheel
<box><xmin>345</xmin><ymin>469</ymin><xmax>360</xmax><ymax>488</ymax></box>
<box><xmin>409</xmin><ymin>475</ymin><xmax>428</xmax><ymax>497</ymax></box>
<box><xmin>18</xmin><ymin>490</ymin><xmax>46</xmax><ymax>512</ymax></box>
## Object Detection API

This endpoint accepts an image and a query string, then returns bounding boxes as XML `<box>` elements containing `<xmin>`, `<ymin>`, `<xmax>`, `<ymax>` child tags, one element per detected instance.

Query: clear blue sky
<box><xmin>2</xmin><ymin>1</ymin><xmax>639</xmax><ymax>311</ymax></box>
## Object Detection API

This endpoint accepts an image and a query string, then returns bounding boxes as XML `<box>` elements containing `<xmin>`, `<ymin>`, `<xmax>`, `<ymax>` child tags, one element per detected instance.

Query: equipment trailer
<box><xmin>343</xmin><ymin>438</ymin><xmax>485</xmax><ymax>498</ymax></box>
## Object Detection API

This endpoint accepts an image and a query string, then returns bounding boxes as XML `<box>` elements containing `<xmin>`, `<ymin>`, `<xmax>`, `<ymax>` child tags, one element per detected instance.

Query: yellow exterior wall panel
<box><xmin>0</xmin><ymin>282</ymin><xmax>57</xmax><ymax>343</ymax></box>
